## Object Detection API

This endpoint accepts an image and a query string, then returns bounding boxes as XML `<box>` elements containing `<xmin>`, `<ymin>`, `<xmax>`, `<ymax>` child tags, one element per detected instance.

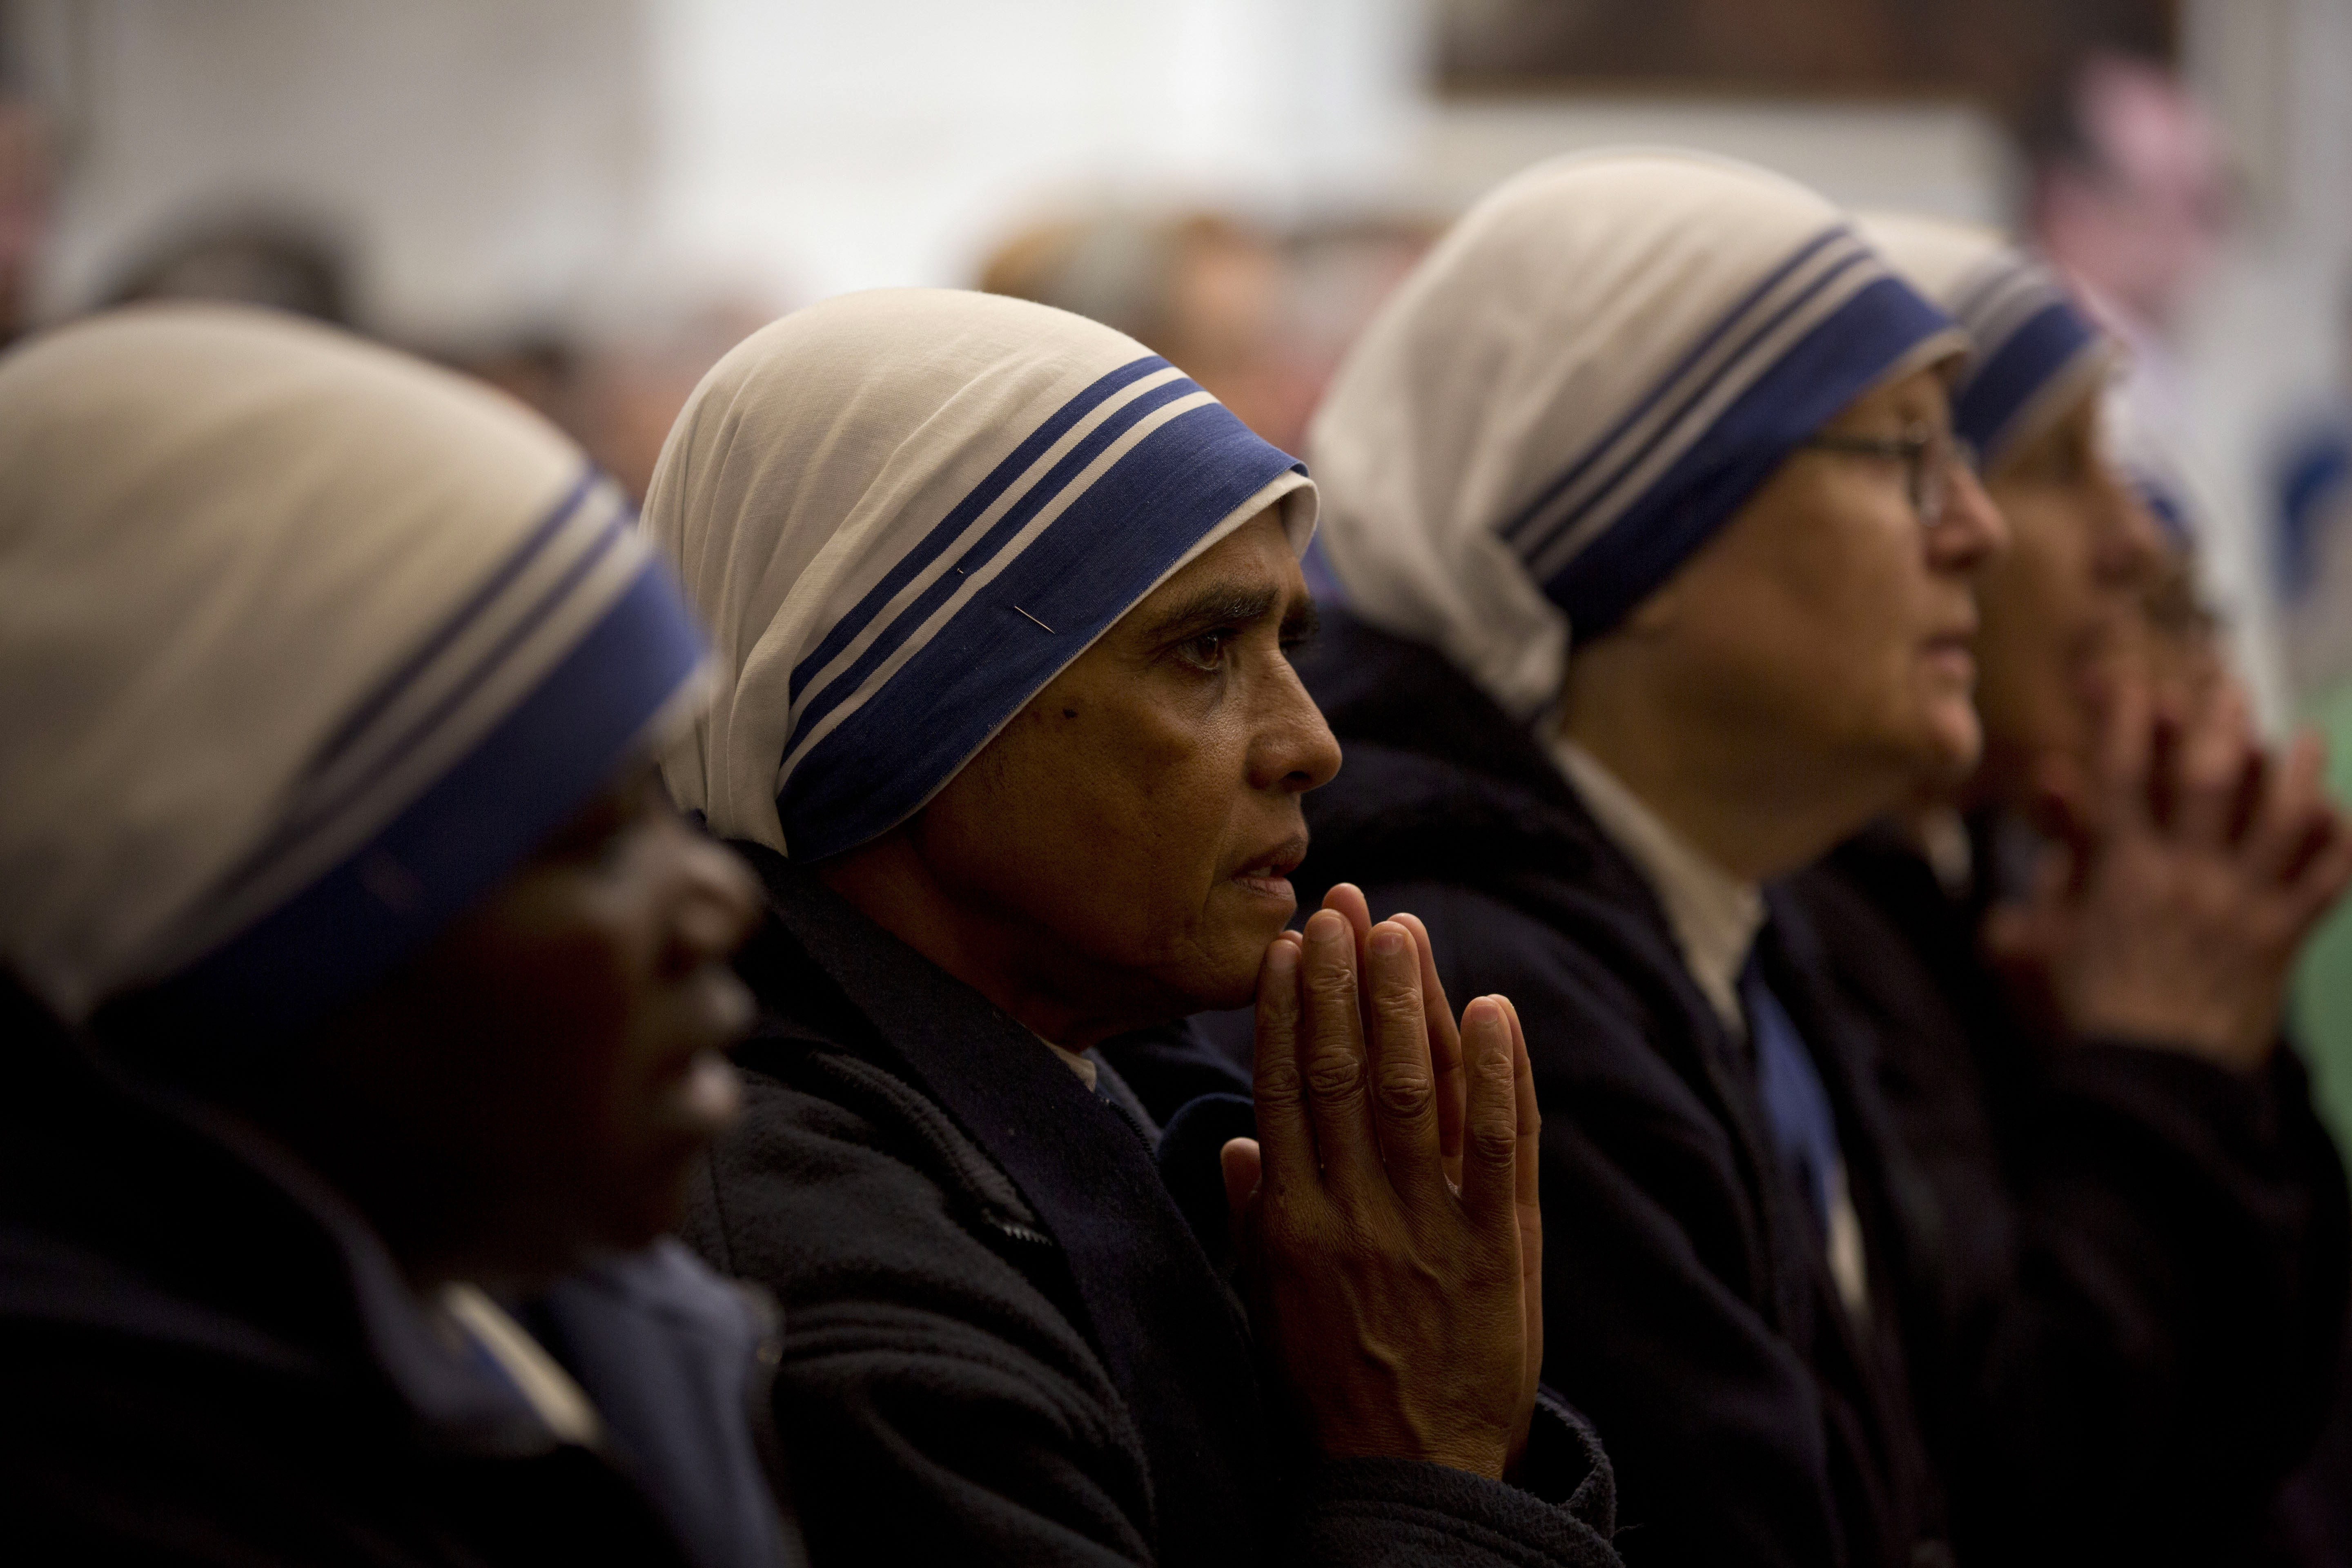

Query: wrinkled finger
<box><xmin>1300</xmin><ymin>908</ymin><xmax>1386</xmax><ymax>1194</ymax></box>
<box><xmin>1322</xmin><ymin>882</ymin><xmax>1374</xmax><ymax>962</ymax></box>
<box><xmin>2281</xmin><ymin>813</ymin><xmax>2352</xmax><ymax>940</ymax></box>
<box><xmin>1250</xmin><ymin>936</ymin><xmax>1321</xmax><ymax>1189</ymax></box>
<box><xmin>1365</xmin><ymin>921</ymin><xmax>1448</xmax><ymax>1201</ymax></box>
<box><xmin>1499</xmin><ymin>996</ymin><xmax>1543</xmax><ymax>1400</ymax></box>
<box><xmin>2030</xmin><ymin>750</ymin><xmax>2099</xmax><ymax>864</ymax></box>
<box><xmin>1459</xmin><ymin>997</ymin><xmax>1520</xmax><ymax>1231</ymax></box>
<box><xmin>2246</xmin><ymin>732</ymin><xmax>2329</xmax><ymax>883</ymax></box>
<box><xmin>2095</xmin><ymin>666</ymin><xmax>2157</xmax><ymax>833</ymax></box>
<box><xmin>1323</xmin><ymin>882</ymin><xmax>1373</xmax><ymax>926</ymax></box>
<box><xmin>1497</xmin><ymin>996</ymin><xmax>1540</xmax><ymax>1213</ymax></box>
<box><xmin>1391</xmin><ymin>911</ymin><xmax>1466</xmax><ymax>1180</ymax></box>
<box><xmin>1321</xmin><ymin>885</ymin><xmax>1377</xmax><ymax>1034</ymax></box>
<box><xmin>2172</xmin><ymin>683</ymin><xmax>2248</xmax><ymax>847</ymax></box>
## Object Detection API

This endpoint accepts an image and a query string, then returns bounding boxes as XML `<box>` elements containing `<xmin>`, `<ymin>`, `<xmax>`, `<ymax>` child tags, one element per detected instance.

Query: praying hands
<box><xmin>1223</xmin><ymin>885</ymin><xmax>1544</xmax><ymax>1481</ymax></box>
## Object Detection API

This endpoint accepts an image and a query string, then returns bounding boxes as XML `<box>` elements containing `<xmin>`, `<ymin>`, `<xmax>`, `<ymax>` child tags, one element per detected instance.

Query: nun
<box><xmin>645</xmin><ymin>287</ymin><xmax>1622</xmax><ymax>1567</ymax></box>
<box><xmin>1292</xmin><ymin>151</ymin><xmax>2007</xmax><ymax>1567</ymax></box>
<box><xmin>0</xmin><ymin>305</ymin><xmax>794</xmax><ymax>1568</ymax></box>
<box><xmin>1791</xmin><ymin>216</ymin><xmax>2352</xmax><ymax>1566</ymax></box>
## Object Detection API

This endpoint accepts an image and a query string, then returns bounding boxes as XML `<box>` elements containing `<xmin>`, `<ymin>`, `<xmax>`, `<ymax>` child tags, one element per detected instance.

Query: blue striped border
<box><xmin>782</xmin><ymin>399</ymin><xmax>1300</xmax><ymax>861</ymax></box>
<box><xmin>1952</xmin><ymin>298</ymin><xmax>2098</xmax><ymax>461</ymax></box>
<box><xmin>788</xmin><ymin>355</ymin><xmax>1172</xmax><ymax>706</ymax></box>
<box><xmin>1545</xmin><ymin>274</ymin><xmax>1955</xmax><ymax>641</ymax></box>
<box><xmin>169</xmin><ymin>557</ymin><xmax>708</xmax><ymax>1034</ymax></box>
<box><xmin>788</xmin><ymin>362</ymin><xmax>1202</xmax><ymax>751</ymax></box>
<box><xmin>1502</xmin><ymin>227</ymin><xmax>1858</xmax><ymax>557</ymax></box>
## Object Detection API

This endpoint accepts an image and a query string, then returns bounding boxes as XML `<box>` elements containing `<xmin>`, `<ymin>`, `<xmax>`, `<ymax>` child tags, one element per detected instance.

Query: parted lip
<box><xmin>1922</xmin><ymin>616</ymin><xmax>1977</xmax><ymax>653</ymax></box>
<box><xmin>1231</xmin><ymin>835</ymin><xmax>1308</xmax><ymax>882</ymax></box>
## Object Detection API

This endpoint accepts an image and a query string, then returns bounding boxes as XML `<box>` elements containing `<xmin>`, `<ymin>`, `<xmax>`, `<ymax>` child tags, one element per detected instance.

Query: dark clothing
<box><xmin>1289</xmin><ymin>614</ymin><xmax>1944</xmax><ymax>1568</ymax></box>
<box><xmin>684</xmin><ymin>843</ymin><xmax>1623</xmax><ymax>1568</ymax></box>
<box><xmin>0</xmin><ymin>979</ymin><xmax>796</xmax><ymax>1568</ymax></box>
<box><xmin>1794</xmin><ymin>824</ymin><xmax>2352</xmax><ymax>1566</ymax></box>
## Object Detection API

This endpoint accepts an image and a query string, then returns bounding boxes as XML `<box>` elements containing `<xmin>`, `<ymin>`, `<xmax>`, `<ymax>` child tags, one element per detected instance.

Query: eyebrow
<box><xmin>1138</xmin><ymin>577</ymin><xmax>1317</xmax><ymax>644</ymax></box>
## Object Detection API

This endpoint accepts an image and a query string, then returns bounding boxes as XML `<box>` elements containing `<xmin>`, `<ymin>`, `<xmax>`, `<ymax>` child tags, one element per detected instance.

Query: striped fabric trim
<box><xmin>145</xmin><ymin>468</ymin><xmax>710</xmax><ymax>1032</ymax></box>
<box><xmin>1546</xmin><ymin>274</ymin><xmax>1953</xmax><ymax>641</ymax></box>
<box><xmin>1942</xmin><ymin>252</ymin><xmax>2101</xmax><ymax>461</ymax></box>
<box><xmin>1503</xmin><ymin>223</ymin><xmax>1957</xmax><ymax>641</ymax></box>
<box><xmin>782</xmin><ymin>357</ymin><xmax>1203</xmax><ymax>767</ymax></box>
<box><xmin>774</xmin><ymin>356</ymin><xmax>1304</xmax><ymax>862</ymax></box>
<box><xmin>1505</xmin><ymin>225</ymin><xmax>1885</xmax><ymax>583</ymax></box>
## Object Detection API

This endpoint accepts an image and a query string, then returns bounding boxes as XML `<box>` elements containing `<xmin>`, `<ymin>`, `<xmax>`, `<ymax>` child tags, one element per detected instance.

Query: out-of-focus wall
<box><xmin>642</xmin><ymin>0</ymin><xmax>1422</xmax><ymax>299</ymax></box>
<box><xmin>17</xmin><ymin>0</ymin><xmax>2021</xmax><ymax>334</ymax></box>
<box><xmin>21</xmin><ymin>0</ymin><xmax>655</xmax><ymax>339</ymax></box>
<box><xmin>2173</xmin><ymin>0</ymin><xmax>2352</xmax><ymax>726</ymax></box>
<box><xmin>15</xmin><ymin>0</ymin><xmax>2352</xmax><ymax>681</ymax></box>
<box><xmin>1401</xmin><ymin>97</ymin><xmax>2012</xmax><ymax>225</ymax></box>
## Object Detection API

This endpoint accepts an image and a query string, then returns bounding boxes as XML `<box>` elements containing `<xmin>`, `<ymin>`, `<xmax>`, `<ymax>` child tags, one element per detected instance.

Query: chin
<box><xmin>1165</xmin><ymin>939</ymin><xmax>1276</xmax><ymax>1015</ymax></box>
<box><xmin>1915</xmin><ymin>707</ymin><xmax>1985</xmax><ymax>784</ymax></box>
<box><xmin>1180</xmin><ymin>953</ymin><xmax>1268</xmax><ymax>1014</ymax></box>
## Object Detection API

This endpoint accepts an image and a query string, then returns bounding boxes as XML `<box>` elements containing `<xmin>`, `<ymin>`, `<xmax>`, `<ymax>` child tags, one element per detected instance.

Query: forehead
<box><xmin>1836</xmin><ymin>365</ymin><xmax>1951</xmax><ymax>426</ymax></box>
<box><xmin>1122</xmin><ymin>508</ymin><xmax>1301</xmax><ymax>620</ymax></box>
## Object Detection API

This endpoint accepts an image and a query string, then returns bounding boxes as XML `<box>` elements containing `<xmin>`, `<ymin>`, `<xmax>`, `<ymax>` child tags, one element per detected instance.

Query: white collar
<box><xmin>1552</xmin><ymin>736</ymin><xmax>1764</xmax><ymax>1034</ymax></box>
<box><xmin>1039</xmin><ymin>1035</ymin><xmax>1099</xmax><ymax>1092</ymax></box>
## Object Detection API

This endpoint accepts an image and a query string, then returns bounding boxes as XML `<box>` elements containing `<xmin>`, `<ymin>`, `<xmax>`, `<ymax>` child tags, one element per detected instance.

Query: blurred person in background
<box><xmin>978</xmin><ymin>208</ymin><xmax>1322</xmax><ymax>457</ymax></box>
<box><xmin>648</xmin><ymin>288</ymin><xmax>1622</xmax><ymax>1568</ymax></box>
<box><xmin>1292</xmin><ymin>149</ymin><xmax>1997</xmax><ymax>1568</ymax></box>
<box><xmin>0</xmin><ymin>92</ymin><xmax>45</xmax><ymax>349</ymax></box>
<box><xmin>1792</xmin><ymin>214</ymin><xmax>2352</xmax><ymax>1568</ymax></box>
<box><xmin>2261</xmin><ymin>276</ymin><xmax>2352</xmax><ymax>1568</ymax></box>
<box><xmin>103</xmin><ymin>210</ymin><xmax>356</xmax><ymax>327</ymax></box>
<box><xmin>2270</xmin><ymin>278</ymin><xmax>2352</xmax><ymax>1159</ymax></box>
<box><xmin>2031</xmin><ymin>49</ymin><xmax>2232</xmax><ymax>546</ymax></box>
<box><xmin>0</xmin><ymin>305</ymin><xmax>796</xmax><ymax>1568</ymax></box>
<box><xmin>453</xmin><ymin>292</ymin><xmax>778</xmax><ymax>507</ymax></box>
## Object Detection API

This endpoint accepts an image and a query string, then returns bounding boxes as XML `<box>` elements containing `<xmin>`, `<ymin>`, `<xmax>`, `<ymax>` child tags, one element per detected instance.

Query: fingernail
<box><xmin>1266</xmin><ymin>940</ymin><xmax>1298</xmax><ymax>974</ymax></box>
<box><xmin>1369</xmin><ymin>925</ymin><xmax>1405</xmax><ymax>955</ymax></box>
<box><xmin>1306</xmin><ymin>909</ymin><xmax>1348</xmax><ymax>943</ymax></box>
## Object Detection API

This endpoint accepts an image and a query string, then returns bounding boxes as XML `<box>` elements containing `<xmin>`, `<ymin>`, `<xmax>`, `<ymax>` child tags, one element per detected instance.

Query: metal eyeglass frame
<box><xmin>1796</xmin><ymin>425</ymin><xmax>1980</xmax><ymax>528</ymax></box>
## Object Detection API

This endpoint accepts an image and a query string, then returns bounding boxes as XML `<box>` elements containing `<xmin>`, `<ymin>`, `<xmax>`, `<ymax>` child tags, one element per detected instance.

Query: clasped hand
<box><xmin>1989</xmin><ymin>673</ymin><xmax>2352</xmax><ymax>1071</ymax></box>
<box><xmin>1219</xmin><ymin>884</ymin><xmax>1542</xmax><ymax>1480</ymax></box>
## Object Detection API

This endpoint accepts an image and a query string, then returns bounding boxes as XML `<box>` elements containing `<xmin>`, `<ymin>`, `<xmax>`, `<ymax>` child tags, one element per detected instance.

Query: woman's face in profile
<box><xmin>909</xmin><ymin>509</ymin><xmax>1342</xmax><ymax>1022</ymax></box>
<box><xmin>1974</xmin><ymin>392</ymin><xmax>2163</xmax><ymax>799</ymax></box>
<box><xmin>314</xmin><ymin>769</ymin><xmax>761</xmax><ymax>1286</ymax></box>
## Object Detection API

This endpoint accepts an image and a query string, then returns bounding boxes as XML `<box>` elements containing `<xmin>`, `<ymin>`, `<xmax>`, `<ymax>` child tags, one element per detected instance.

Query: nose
<box><xmin>1931</xmin><ymin>461</ymin><xmax>2008</xmax><ymax>573</ymax></box>
<box><xmin>1252</xmin><ymin>653</ymin><xmax>1343</xmax><ymax>795</ymax></box>
<box><xmin>662</xmin><ymin>817</ymin><xmax>763</xmax><ymax>978</ymax></box>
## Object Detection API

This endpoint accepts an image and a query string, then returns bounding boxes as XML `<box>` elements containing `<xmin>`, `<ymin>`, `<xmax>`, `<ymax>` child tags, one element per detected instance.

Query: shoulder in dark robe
<box><xmin>1293</xmin><ymin>610</ymin><xmax>1944</xmax><ymax>1568</ymax></box>
<box><xmin>687</xmin><ymin>842</ymin><xmax>1624</xmax><ymax>1567</ymax></box>
<box><xmin>1795</xmin><ymin>826</ymin><xmax>2352</xmax><ymax>1567</ymax></box>
<box><xmin>0</xmin><ymin>976</ymin><xmax>797</xmax><ymax>1568</ymax></box>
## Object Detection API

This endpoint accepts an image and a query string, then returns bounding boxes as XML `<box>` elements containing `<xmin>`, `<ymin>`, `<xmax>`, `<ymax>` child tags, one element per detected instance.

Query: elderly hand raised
<box><xmin>1990</xmin><ymin>674</ymin><xmax>2352</xmax><ymax>1072</ymax></box>
<box><xmin>1219</xmin><ymin>885</ymin><xmax>1542</xmax><ymax>1480</ymax></box>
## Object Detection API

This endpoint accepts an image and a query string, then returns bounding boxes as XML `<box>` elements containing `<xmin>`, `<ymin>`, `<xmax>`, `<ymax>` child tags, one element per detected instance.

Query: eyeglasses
<box><xmin>1796</xmin><ymin>425</ymin><xmax>1979</xmax><ymax>528</ymax></box>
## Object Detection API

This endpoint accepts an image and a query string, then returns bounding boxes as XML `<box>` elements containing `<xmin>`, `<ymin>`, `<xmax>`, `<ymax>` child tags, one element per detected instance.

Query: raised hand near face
<box><xmin>1220</xmin><ymin>886</ymin><xmax>1543</xmax><ymax>1480</ymax></box>
<box><xmin>1989</xmin><ymin>672</ymin><xmax>2352</xmax><ymax>1072</ymax></box>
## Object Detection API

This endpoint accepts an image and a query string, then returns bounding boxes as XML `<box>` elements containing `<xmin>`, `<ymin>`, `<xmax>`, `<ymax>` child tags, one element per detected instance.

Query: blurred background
<box><xmin>9</xmin><ymin>0</ymin><xmax>2352</xmax><ymax>1136</ymax></box>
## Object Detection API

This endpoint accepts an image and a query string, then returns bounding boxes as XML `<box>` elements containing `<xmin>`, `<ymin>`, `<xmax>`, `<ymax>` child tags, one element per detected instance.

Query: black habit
<box><xmin>682</xmin><ymin>842</ymin><xmax>1624</xmax><ymax>1568</ymax></box>
<box><xmin>1285</xmin><ymin>613</ymin><xmax>1947</xmax><ymax>1568</ymax></box>
<box><xmin>0</xmin><ymin>978</ymin><xmax>797</xmax><ymax>1568</ymax></box>
<box><xmin>1792</xmin><ymin>823</ymin><xmax>2352</xmax><ymax>1566</ymax></box>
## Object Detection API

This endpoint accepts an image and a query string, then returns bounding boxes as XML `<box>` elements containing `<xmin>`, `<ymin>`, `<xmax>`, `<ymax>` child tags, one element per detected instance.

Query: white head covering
<box><xmin>1310</xmin><ymin>149</ymin><xmax>1964</xmax><ymax>719</ymax></box>
<box><xmin>645</xmin><ymin>288</ymin><xmax>1314</xmax><ymax>860</ymax></box>
<box><xmin>0</xmin><ymin>305</ymin><xmax>710</xmax><ymax>1030</ymax></box>
<box><xmin>1857</xmin><ymin>212</ymin><xmax>2112</xmax><ymax>470</ymax></box>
